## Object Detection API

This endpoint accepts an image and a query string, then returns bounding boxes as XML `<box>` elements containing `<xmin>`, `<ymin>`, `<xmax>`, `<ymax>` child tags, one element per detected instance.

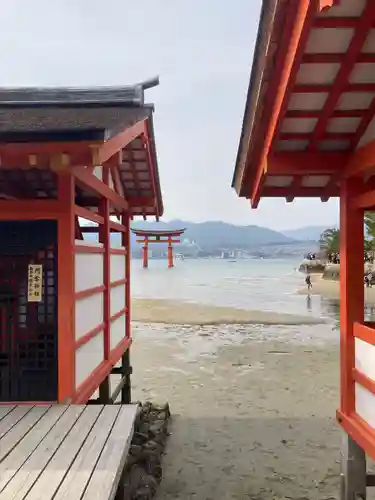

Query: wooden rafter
<box><xmin>308</xmin><ymin>2</ymin><xmax>375</xmax><ymax>151</ymax></box>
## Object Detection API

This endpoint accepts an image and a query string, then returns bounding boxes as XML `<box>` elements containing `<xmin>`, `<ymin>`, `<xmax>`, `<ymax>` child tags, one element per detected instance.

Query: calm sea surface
<box><xmin>131</xmin><ymin>258</ymin><xmax>345</xmax><ymax>347</ymax></box>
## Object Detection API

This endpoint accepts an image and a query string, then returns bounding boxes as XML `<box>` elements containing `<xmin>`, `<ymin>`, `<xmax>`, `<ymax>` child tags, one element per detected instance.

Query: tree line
<box><xmin>319</xmin><ymin>213</ymin><xmax>375</xmax><ymax>253</ymax></box>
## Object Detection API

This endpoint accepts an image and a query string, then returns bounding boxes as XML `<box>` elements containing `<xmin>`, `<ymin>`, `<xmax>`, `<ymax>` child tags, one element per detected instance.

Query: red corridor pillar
<box><xmin>340</xmin><ymin>178</ymin><xmax>364</xmax><ymax>416</ymax></box>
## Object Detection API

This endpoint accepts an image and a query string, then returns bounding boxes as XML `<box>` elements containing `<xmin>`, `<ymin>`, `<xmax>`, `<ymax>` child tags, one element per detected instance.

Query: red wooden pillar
<box><xmin>143</xmin><ymin>237</ymin><xmax>149</xmax><ymax>268</ymax></box>
<box><xmin>340</xmin><ymin>177</ymin><xmax>364</xmax><ymax>415</ymax></box>
<box><xmin>57</xmin><ymin>171</ymin><xmax>75</xmax><ymax>403</ymax></box>
<box><xmin>168</xmin><ymin>236</ymin><xmax>174</xmax><ymax>268</ymax></box>
<box><xmin>98</xmin><ymin>166</ymin><xmax>111</xmax><ymax>402</ymax></box>
<box><xmin>122</xmin><ymin>212</ymin><xmax>131</xmax><ymax>340</ymax></box>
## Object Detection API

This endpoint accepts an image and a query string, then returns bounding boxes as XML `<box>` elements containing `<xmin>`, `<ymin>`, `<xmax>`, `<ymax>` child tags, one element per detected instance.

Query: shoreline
<box><xmin>132</xmin><ymin>298</ymin><xmax>326</xmax><ymax>326</ymax></box>
<box><xmin>297</xmin><ymin>274</ymin><xmax>375</xmax><ymax>303</ymax></box>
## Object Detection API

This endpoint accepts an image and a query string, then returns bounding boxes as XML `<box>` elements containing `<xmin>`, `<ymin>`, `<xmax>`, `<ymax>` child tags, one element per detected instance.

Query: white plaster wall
<box><xmin>110</xmin><ymin>313</ymin><xmax>126</xmax><ymax>351</ymax></box>
<box><xmin>110</xmin><ymin>284</ymin><xmax>126</xmax><ymax>316</ymax></box>
<box><xmin>75</xmin><ymin>251</ymin><xmax>104</xmax><ymax>293</ymax></box>
<box><xmin>355</xmin><ymin>338</ymin><xmax>375</xmax><ymax>381</ymax></box>
<box><xmin>75</xmin><ymin>331</ymin><xmax>104</xmax><ymax>388</ymax></box>
<box><xmin>75</xmin><ymin>293</ymin><xmax>104</xmax><ymax>340</ymax></box>
<box><xmin>110</xmin><ymin>254</ymin><xmax>126</xmax><ymax>282</ymax></box>
<box><xmin>355</xmin><ymin>383</ymin><xmax>375</xmax><ymax>430</ymax></box>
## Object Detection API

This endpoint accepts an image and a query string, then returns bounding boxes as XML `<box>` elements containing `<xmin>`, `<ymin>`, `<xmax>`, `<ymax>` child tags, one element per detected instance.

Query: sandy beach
<box><xmin>131</xmin><ymin>324</ymin><xmax>343</xmax><ymax>500</ymax></box>
<box><xmin>132</xmin><ymin>298</ymin><xmax>327</xmax><ymax>326</ymax></box>
<box><xmin>298</xmin><ymin>274</ymin><xmax>375</xmax><ymax>303</ymax></box>
<box><xmin>127</xmin><ymin>262</ymin><xmax>375</xmax><ymax>500</ymax></box>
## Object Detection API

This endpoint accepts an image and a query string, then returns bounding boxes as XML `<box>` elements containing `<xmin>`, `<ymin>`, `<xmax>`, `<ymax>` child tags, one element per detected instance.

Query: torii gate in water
<box><xmin>131</xmin><ymin>228</ymin><xmax>186</xmax><ymax>268</ymax></box>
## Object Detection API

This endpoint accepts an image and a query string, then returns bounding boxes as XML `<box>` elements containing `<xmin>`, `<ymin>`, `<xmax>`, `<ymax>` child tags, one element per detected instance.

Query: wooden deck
<box><xmin>0</xmin><ymin>403</ymin><xmax>138</xmax><ymax>499</ymax></box>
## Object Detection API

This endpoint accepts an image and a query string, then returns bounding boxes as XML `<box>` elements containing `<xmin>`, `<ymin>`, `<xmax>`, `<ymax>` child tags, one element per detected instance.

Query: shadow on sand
<box><xmin>157</xmin><ymin>416</ymin><xmax>341</xmax><ymax>500</ymax></box>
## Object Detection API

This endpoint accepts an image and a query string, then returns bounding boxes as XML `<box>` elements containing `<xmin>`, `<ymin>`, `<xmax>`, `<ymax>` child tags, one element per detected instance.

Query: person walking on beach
<box><xmin>305</xmin><ymin>274</ymin><xmax>312</xmax><ymax>291</ymax></box>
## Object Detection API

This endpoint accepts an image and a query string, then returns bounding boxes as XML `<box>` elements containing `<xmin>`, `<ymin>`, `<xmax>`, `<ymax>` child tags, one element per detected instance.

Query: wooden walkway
<box><xmin>0</xmin><ymin>403</ymin><xmax>138</xmax><ymax>499</ymax></box>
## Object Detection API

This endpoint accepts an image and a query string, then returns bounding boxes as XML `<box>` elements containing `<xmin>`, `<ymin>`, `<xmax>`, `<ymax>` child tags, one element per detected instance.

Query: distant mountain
<box><xmin>281</xmin><ymin>225</ymin><xmax>334</xmax><ymax>242</ymax></box>
<box><xmin>130</xmin><ymin>219</ymin><xmax>294</xmax><ymax>250</ymax></box>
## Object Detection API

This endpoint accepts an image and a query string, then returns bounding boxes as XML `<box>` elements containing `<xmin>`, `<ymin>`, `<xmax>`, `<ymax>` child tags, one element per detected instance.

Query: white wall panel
<box><xmin>110</xmin><ymin>254</ymin><xmax>126</xmax><ymax>282</ymax></box>
<box><xmin>110</xmin><ymin>284</ymin><xmax>126</xmax><ymax>316</ymax></box>
<box><xmin>75</xmin><ymin>331</ymin><xmax>104</xmax><ymax>388</ymax></box>
<box><xmin>75</xmin><ymin>293</ymin><xmax>103</xmax><ymax>340</ymax></box>
<box><xmin>110</xmin><ymin>314</ymin><xmax>126</xmax><ymax>351</ymax></box>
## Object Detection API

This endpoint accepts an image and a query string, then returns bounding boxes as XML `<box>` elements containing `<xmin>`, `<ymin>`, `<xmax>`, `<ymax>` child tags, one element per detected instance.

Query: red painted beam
<box><xmin>354</xmin><ymin>189</ymin><xmax>375</xmax><ymax>209</ymax></box>
<box><xmin>74</xmin><ymin>167</ymin><xmax>129</xmax><ymax>211</ymax></box>
<box><xmin>127</xmin><ymin>196</ymin><xmax>154</xmax><ymax>206</ymax></box>
<box><xmin>279</xmin><ymin>132</ymin><xmax>353</xmax><ymax>141</ymax></box>
<box><xmin>135</xmin><ymin>239</ymin><xmax>181</xmax><ymax>244</ymax></box>
<box><xmin>262</xmin><ymin>186</ymin><xmax>339</xmax><ymax>197</ymax></box>
<box><xmin>308</xmin><ymin>2</ymin><xmax>375</xmax><ymax>151</ymax></box>
<box><xmin>251</xmin><ymin>0</ymin><xmax>312</xmax><ymax>209</ymax></box>
<box><xmin>143</xmin><ymin>121</ymin><xmax>160</xmax><ymax>218</ymax></box>
<box><xmin>345</xmin><ymin>138</ymin><xmax>375</xmax><ymax>178</ymax></box>
<box><xmin>349</xmin><ymin>97</ymin><xmax>375</xmax><ymax>150</ymax></box>
<box><xmin>98</xmin><ymin>120</ymin><xmax>146</xmax><ymax>165</ymax></box>
<box><xmin>314</xmin><ymin>17</ymin><xmax>374</xmax><ymax>28</ymax></box>
<box><xmin>285</xmin><ymin>177</ymin><xmax>302</xmax><ymax>203</ymax></box>
<box><xmin>268</xmin><ymin>151</ymin><xmax>349</xmax><ymax>175</ymax></box>
<box><xmin>302</xmin><ymin>53</ymin><xmax>375</xmax><ymax>64</ymax></box>
<box><xmin>285</xmin><ymin>109</ymin><xmax>364</xmax><ymax>118</ymax></box>
<box><xmin>294</xmin><ymin>83</ymin><xmax>375</xmax><ymax>93</ymax></box>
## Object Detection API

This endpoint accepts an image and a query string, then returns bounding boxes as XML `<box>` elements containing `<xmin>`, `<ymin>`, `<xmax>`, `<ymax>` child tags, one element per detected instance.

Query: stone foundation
<box><xmin>122</xmin><ymin>401</ymin><xmax>171</xmax><ymax>499</ymax></box>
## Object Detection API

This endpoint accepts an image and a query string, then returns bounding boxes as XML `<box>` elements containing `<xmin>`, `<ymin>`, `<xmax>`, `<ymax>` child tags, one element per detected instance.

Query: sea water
<box><xmin>131</xmin><ymin>258</ymin><xmax>341</xmax><ymax>347</ymax></box>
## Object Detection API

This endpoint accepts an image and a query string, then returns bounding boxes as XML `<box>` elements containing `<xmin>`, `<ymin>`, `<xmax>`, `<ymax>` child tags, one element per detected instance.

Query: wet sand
<box><xmin>132</xmin><ymin>298</ymin><xmax>327</xmax><ymax>326</ymax></box>
<box><xmin>298</xmin><ymin>275</ymin><xmax>375</xmax><ymax>303</ymax></box>
<box><xmin>131</xmin><ymin>324</ymin><xmax>344</xmax><ymax>500</ymax></box>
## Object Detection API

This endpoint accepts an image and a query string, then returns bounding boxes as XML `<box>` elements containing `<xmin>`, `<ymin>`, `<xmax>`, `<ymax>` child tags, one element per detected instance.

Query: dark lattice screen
<box><xmin>0</xmin><ymin>220</ymin><xmax>58</xmax><ymax>402</ymax></box>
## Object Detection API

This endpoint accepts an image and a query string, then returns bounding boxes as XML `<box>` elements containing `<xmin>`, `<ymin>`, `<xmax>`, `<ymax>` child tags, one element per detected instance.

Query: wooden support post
<box><xmin>341</xmin><ymin>432</ymin><xmax>367</xmax><ymax>500</ymax></box>
<box><xmin>168</xmin><ymin>236</ymin><xmax>174</xmax><ymax>268</ymax></box>
<box><xmin>121</xmin><ymin>349</ymin><xmax>132</xmax><ymax>404</ymax></box>
<box><xmin>143</xmin><ymin>237</ymin><xmax>149</xmax><ymax>268</ymax></box>
<box><xmin>340</xmin><ymin>177</ymin><xmax>364</xmax><ymax>415</ymax></box>
<box><xmin>99</xmin><ymin>376</ymin><xmax>111</xmax><ymax>404</ymax></box>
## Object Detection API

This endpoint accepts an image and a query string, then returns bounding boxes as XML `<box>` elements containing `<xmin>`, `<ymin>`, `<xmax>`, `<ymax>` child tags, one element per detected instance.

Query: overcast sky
<box><xmin>0</xmin><ymin>0</ymin><xmax>338</xmax><ymax>230</ymax></box>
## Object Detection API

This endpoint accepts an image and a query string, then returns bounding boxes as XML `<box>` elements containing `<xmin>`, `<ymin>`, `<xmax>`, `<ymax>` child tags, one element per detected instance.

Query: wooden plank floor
<box><xmin>0</xmin><ymin>404</ymin><xmax>138</xmax><ymax>500</ymax></box>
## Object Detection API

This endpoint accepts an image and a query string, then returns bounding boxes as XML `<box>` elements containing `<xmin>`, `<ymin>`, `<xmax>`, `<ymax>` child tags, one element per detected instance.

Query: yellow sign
<box><xmin>27</xmin><ymin>264</ymin><xmax>43</xmax><ymax>303</ymax></box>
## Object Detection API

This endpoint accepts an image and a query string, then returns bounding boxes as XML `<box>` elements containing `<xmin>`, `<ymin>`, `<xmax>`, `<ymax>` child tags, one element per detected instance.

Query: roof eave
<box><xmin>232</xmin><ymin>0</ymin><xmax>280</xmax><ymax>196</ymax></box>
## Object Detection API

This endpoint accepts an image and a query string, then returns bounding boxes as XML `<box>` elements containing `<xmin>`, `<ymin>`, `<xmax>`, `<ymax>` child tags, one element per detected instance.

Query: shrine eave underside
<box><xmin>0</xmin><ymin>82</ymin><xmax>163</xmax><ymax>219</ymax></box>
<box><xmin>232</xmin><ymin>0</ymin><xmax>375</xmax><ymax>207</ymax></box>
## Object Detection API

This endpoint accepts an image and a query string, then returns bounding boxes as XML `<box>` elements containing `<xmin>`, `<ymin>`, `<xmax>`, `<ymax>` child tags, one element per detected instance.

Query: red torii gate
<box><xmin>131</xmin><ymin>228</ymin><xmax>186</xmax><ymax>268</ymax></box>
<box><xmin>232</xmin><ymin>1</ymin><xmax>375</xmax><ymax>499</ymax></box>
